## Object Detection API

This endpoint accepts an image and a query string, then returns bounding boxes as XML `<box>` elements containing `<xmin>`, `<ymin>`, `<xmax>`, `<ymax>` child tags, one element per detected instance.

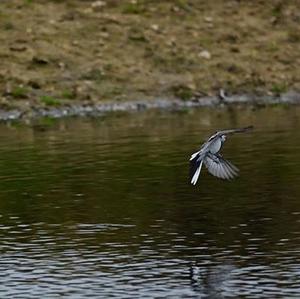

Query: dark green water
<box><xmin>0</xmin><ymin>106</ymin><xmax>300</xmax><ymax>298</ymax></box>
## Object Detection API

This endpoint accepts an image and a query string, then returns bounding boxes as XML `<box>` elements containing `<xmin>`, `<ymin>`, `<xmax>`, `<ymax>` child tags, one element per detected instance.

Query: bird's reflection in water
<box><xmin>189</xmin><ymin>261</ymin><xmax>236</xmax><ymax>298</ymax></box>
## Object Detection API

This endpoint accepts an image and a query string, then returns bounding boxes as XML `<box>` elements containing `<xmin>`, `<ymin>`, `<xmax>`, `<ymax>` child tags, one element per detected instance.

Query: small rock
<box><xmin>99</xmin><ymin>31</ymin><xmax>109</xmax><ymax>39</ymax></box>
<box><xmin>198</xmin><ymin>50</ymin><xmax>211</xmax><ymax>59</ymax></box>
<box><xmin>58</xmin><ymin>62</ymin><xmax>66</xmax><ymax>69</ymax></box>
<box><xmin>150</xmin><ymin>24</ymin><xmax>159</xmax><ymax>32</ymax></box>
<box><xmin>4</xmin><ymin>82</ymin><xmax>12</xmax><ymax>95</ymax></box>
<box><xmin>192</xmin><ymin>31</ymin><xmax>199</xmax><ymax>38</ymax></box>
<box><xmin>204</xmin><ymin>16</ymin><xmax>213</xmax><ymax>22</ymax></box>
<box><xmin>83</xmin><ymin>8</ymin><xmax>93</xmax><ymax>14</ymax></box>
<box><xmin>166</xmin><ymin>37</ymin><xmax>176</xmax><ymax>47</ymax></box>
<box><xmin>187</xmin><ymin>83</ymin><xmax>196</xmax><ymax>90</ymax></box>
<box><xmin>91</xmin><ymin>1</ymin><xmax>106</xmax><ymax>11</ymax></box>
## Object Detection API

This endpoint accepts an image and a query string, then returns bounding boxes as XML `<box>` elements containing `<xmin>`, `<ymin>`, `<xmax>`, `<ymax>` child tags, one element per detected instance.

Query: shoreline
<box><xmin>2</xmin><ymin>1</ymin><xmax>300</xmax><ymax>116</ymax></box>
<box><xmin>1</xmin><ymin>91</ymin><xmax>300</xmax><ymax>122</ymax></box>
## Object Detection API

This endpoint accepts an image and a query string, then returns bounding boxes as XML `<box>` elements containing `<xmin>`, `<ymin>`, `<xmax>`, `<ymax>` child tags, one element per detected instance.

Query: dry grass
<box><xmin>0</xmin><ymin>0</ymin><xmax>300</xmax><ymax>109</ymax></box>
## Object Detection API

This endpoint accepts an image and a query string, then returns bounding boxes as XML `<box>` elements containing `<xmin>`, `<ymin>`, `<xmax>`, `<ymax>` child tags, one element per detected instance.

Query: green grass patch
<box><xmin>61</xmin><ymin>90</ymin><xmax>75</xmax><ymax>100</ymax></box>
<box><xmin>271</xmin><ymin>83</ymin><xmax>288</xmax><ymax>95</ymax></box>
<box><xmin>40</xmin><ymin>95</ymin><xmax>61</xmax><ymax>106</ymax></box>
<box><xmin>11</xmin><ymin>86</ymin><xmax>28</xmax><ymax>99</ymax></box>
<box><xmin>122</xmin><ymin>3</ymin><xmax>145</xmax><ymax>14</ymax></box>
<box><xmin>174</xmin><ymin>0</ymin><xmax>190</xmax><ymax>10</ymax></box>
<box><xmin>272</xmin><ymin>2</ymin><xmax>283</xmax><ymax>17</ymax></box>
<box><xmin>170</xmin><ymin>84</ymin><xmax>194</xmax><ymax>100</ymax></box>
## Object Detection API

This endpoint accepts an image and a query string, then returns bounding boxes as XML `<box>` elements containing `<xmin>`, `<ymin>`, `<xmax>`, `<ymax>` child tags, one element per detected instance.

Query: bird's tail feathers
<box><xmin>190</xmin><ymin>154</ymin><xmax>203</xmax><ymax>185</ymax></box>
<box><xmin>190</xmin><ymin>151</ymin><xmax>200</xmax><ymax>161</ymax></box>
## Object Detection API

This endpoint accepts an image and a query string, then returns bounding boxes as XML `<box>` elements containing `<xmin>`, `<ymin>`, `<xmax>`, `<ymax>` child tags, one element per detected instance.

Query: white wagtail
<box><xmin>190</xmin><ymin>126</ymin><xmax>253</xmax><ymax>185</ymax></box>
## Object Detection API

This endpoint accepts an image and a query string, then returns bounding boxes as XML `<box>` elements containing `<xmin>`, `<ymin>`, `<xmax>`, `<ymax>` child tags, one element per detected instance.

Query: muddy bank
<box><xmin>1</xmin><ymin>1</ymin><xmax>300</xmax><ymax>113</ymax></box>
<box><xmin>1</xmin><ymin>91</ymin><xmax>300</xmax><ymax>122</ymax></box>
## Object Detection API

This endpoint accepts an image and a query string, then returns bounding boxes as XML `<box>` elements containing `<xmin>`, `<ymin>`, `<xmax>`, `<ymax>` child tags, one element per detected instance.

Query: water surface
<box><xmin>0</xmin><ymin>106</ymin><xmax>299</xmax><ymax>298</ymax></box>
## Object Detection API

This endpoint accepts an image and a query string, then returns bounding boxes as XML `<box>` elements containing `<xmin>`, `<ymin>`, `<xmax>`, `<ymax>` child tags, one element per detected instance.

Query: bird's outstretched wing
<box><xmin>206</xmin><ymin>126</ymin><xmax>253</xmax><ymax>143</ymax></box>
<box><xmin>215</xmin><ymin>126</ymin><xmax>253</xmax><ymax>137</ymax></box>
<box><xmin>204</xmin><ymin>154</ymin><xmax>239</xmax><ymax>180</ymax></box>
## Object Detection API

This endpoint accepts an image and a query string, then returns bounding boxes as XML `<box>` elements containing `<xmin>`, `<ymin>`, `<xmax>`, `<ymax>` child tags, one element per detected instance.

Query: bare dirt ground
<box><xmin>1</xmin><ymin>0</ymin><xmax>300</xmax><ymax>112</ymax></box>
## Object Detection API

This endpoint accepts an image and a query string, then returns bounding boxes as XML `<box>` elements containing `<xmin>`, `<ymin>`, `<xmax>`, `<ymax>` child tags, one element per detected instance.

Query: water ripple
<box><xmin>0</xmin><ymin>108</ymin><xmax>300</xmax><ymax>297</ymax></box>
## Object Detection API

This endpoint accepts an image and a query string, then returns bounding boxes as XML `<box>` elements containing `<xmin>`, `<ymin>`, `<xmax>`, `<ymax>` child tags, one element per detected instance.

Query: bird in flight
<box><xmin>190</xmin><ymin>126</ymin><xmax>253</xmax><ymax>185</ymax></box>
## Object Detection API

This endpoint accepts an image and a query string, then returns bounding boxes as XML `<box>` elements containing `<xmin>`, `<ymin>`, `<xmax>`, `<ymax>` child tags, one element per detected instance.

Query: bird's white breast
<box><xmin>209</xmin><ymin>138</ymin><xmax>222</xmax><ymax>154</ymax></box>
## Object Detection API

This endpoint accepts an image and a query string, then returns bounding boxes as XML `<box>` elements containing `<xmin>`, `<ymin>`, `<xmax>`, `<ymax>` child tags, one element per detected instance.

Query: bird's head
<box><xmin>221</xmin><ymin>135</ymin><xmax>226</xmax><ymax>142</ymax></box>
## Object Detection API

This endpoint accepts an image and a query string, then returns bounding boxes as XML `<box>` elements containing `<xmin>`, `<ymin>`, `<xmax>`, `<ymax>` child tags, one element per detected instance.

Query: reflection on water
<box><xmin>0</xmin><ymin>106</ymin><xmax>299</xmax><ymax>298</ymax></box>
